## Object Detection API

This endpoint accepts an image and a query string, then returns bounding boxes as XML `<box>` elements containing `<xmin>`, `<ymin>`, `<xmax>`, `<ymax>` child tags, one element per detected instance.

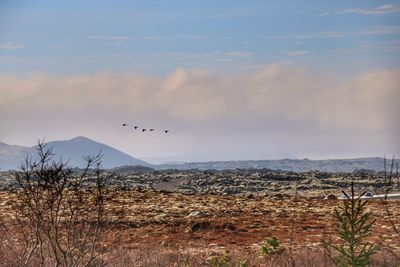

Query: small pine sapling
<box><xmin>324</xmin><ymin>181</ymin><xmax>378</xmax><ymax>267</ymax></box>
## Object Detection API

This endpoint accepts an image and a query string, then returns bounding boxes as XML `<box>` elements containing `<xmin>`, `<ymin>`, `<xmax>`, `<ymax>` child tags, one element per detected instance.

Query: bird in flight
<box><xmin>121</xmin><ymin>124</ymin><xmax>171</xmax><ymax>134</ymax></box>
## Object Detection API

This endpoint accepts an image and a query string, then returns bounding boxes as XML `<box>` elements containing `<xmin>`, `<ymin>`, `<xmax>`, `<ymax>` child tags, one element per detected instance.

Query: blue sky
<box><xmin>1</xmin><ymin>0</ymin><xmax>400</xmax><ymax>74</ymax></box>
<box><xmin>1</xmin><ymin>1</ymin><xmax>399</xmax><ymax>162</ymax></box>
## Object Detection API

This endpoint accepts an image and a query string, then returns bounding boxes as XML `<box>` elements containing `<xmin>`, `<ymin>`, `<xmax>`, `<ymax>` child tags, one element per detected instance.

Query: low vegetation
<box><xmin>0</xmin><ymin>142</ymin><xmax>119</xmax><ymax>266</ymax></box>
<box><xmin>260</xmin><ymin>236</ymin><xmax>285</xmax><ymax>256</ymax></box>
<box><xmin>0</xmin><ymin>147</ymin><xmax>399</xmax><ymax>266</ymax></box>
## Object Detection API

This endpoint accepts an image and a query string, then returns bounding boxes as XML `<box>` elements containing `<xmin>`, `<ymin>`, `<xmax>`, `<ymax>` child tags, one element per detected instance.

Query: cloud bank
<box><xmin>0</xmin><ymin>65</ymin><xmax>399</xmax><ymax>160</ymax></box>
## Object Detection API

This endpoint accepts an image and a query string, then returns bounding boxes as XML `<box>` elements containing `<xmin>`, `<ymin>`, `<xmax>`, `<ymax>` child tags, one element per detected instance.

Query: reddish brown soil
<box><xmin>102</xmin><ymin>190</ymin><xmax>400</xmax><ymax>255</ymax></box>
<box><xmin>1</xmin><ymin>190</ymin><xmax>399</xmax><ymax>256</ymax></box>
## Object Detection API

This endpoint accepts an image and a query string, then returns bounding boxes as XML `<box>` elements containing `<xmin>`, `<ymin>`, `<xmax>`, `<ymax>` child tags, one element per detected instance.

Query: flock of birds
<box><xmin>122</xmin><ymin>123</ymin><xmax>169</xmax><ymax>134</ymax></box>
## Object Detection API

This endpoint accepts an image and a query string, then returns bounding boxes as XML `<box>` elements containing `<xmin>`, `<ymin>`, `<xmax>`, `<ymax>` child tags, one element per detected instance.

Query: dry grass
<box><xmin>0</xmin><ymin>188</ymin><xmax>399</xmax><ymax>266</ymax></box>
<box><xmin>100</xmin><ymin>245</ymin><xmax>399</xmax><ymax>267</ymax></box>
<box><xmin>1</xmin><ymin>220</ymin><xmax>399</xmax><ymax>266</ymax></box>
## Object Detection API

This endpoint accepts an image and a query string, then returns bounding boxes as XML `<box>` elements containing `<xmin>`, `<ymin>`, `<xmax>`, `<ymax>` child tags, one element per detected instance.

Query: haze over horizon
<box><xmin>0</xmin><ymin>135</ymin><xmax>390</xmax><ymax>165</ymax></box>
<box><xmin>1</xmin><ymin>1</ymin><xmax>399</xmax><ymax>163</ymax></box>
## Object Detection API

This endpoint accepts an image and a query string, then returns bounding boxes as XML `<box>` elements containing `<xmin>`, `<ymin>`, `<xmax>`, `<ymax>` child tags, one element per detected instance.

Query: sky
<box><xmin>1</xmin><ymin>0</ymin><xmax>399</xmax><ymax>163</ymax></box>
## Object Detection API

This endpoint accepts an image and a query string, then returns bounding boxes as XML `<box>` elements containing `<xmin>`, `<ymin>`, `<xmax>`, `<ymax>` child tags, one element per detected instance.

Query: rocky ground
<box><xmin>151</xmin><ymin>169</ymin><xmax>392</xmax><ymax>197</ymax></box>
<box><xmin>102</xmin><ymin>190</ymin><xmax>400</xmax><ymax>252</ymax></box>
<box><xmin>1</xmin><ymin>168</ymin><xmax>395</xmax><ymax>197</ymax></box>
<box><xmin>0</xmin><ymin>169</ymin><xmax>399</xmax><ymax>265</ymax></box>
<box><xmin>0</xmin><ymin>189</ymin><xmax>399</xmax><ymax>265</ymax></box>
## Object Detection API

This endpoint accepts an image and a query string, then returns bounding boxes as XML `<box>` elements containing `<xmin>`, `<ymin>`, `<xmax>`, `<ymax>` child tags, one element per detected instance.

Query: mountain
<box><xmin>0</xmin><ymin>142</ymin><xmax>9</xmax><ymax>149</ymax></box>
<box><xmin>0</xmin><ymin>136</ymin><xmax>148</xmax><ymax>170</ymax></box>
<box><xmin>0</xmin><ymin>137</ymin><xmax>394</xmax><ymax>172</ymax></box>
<box><xmin>0</xmin><ymin>143</ymin><xmax>35</xmax><ymax>170</ymax></box>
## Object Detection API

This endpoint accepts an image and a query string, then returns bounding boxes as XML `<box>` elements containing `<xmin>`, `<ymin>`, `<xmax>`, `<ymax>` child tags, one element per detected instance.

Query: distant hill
<box><xmin>111</xmin><ymin>165</ymin><xmax>155</xmax><ymax>174</ymax></box>
<box><xmin>0</xmin><ymin>142</ymin><xmax>8</xmax><ymax>149</ymax></box>
<box><xmin>0</xmin><ymin>144</ymin><xmax>35</xmax><ymax>170</ymax></box>
<box><xmin>0</xmin><ymin>136</ymin><xmax>148</xmax><ymax>170</ymax></box>
<box><xmin>156</xmin><ymin>158</ymin><xmax>397</xmax><ymax>172</ymax></box>
<box><xmin>1</xmin><ymin>137</ymin><xmax>396</xmax><ymax>172</ymax></box>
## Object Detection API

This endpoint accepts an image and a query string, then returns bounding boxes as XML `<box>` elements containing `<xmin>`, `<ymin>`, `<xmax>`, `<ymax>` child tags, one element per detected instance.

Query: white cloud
<box><xmin>284</xmin><ymin>51</ymin><xmax>311</xmax><ymax>56</ymax></box>
<box><xmin>266</xmin><ymin>34</ymin><xmax>312</xmax><ymax>40</ymax></box>
<box><xmin>265</xmin><ymin>32</ymin><xmax>346</xmax><ymax>40</ymax></box>
<box><xmin>262</xmin><ymin>26</ymin><xmax>399</xmax><ymax>43</ymax></box>
<box><xmin>223</xmin><ymin>51</ymin><xmax>251</xmax><ymax>58</ymax></box>
<box><xmin>358</xmin><ymin>26</ymin><xmax>400</xmax><ymax>35</ymax></box>
<box><xmin>0</xmin><ymin>55</ymin><xmax>18</xmax><ymax>62</ymax></box>
<box><xmin>141</xmin><ymin>36</ymin><xmax>164</xmax><ymax>40</ymax></box>
<box><xmin>321</xmin><ymin>4</ymin><xmax>400</xmax><ymax>17</ymax></box>
<box><xmin>318</xmin><ymin>32</ymin><xmax>346</xmax><ymax>38</ymax></box>
<box><xmin>0</xmin><ymin>42</ymin><xmax>24</xmax><ymax>50</ymax></box>
<box><xmin>318</xmin><ymin>12</ymin><xmax>331</xmax><ymax>17</ymax></box>
<box><xmin>328</xmin><ymin>39</ymin><xmax>400</xmax><ymax>54</ymax></box>
<box><xmin>1</xmin><ymin>65</ymin><xmax>397</xmax><ymax>132</ymax></box>
<box><xmin>339</xmin><ymin>4</ymin><xmax>400</xmax><ymax>16</ymax></box>
<box><xmin>0</xmin><ymin>67</ymin><xmax>382</xmax><ymax>118</ymax></box>
<box><xmin>0</xmin><ymin>65</ymin><xmax>398</xmax><ymax>158</ymax></box>
<box><xmin>86</xmin><ymin>35</ymin><xmax>132</xmax><ymax>40</ymax></box>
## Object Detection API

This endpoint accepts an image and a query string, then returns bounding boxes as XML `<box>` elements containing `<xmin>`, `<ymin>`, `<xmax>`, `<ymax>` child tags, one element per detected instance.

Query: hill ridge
<box><xmin>0</xmin><ymin>136</ymin><xmax>148</xmax><ymax>170</ymax></box>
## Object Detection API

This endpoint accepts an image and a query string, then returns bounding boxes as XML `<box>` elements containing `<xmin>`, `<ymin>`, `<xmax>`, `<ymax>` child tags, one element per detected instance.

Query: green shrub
<box><xmin>209</xmin><ymin>250</ymin><xmax>248</xmax><ymax>267</ymax></box>
<box><xmin>238</xmin><ymin>259</ymin><xmax>248</xmax><ymax>267</ymax></box>
<box><xmin>182</xmin><ymin>255</ymin><xmax>190</xmax><ymax>266</ymax></box>
<box><xmin>210</xmin><ymin>250</ymin><xmax>233</xmax><ymax>267</ymax></box>
<box><xmin>260</xmin><ymin>236</ymin><xmax>285</xmax><ymax>256</ymax></box>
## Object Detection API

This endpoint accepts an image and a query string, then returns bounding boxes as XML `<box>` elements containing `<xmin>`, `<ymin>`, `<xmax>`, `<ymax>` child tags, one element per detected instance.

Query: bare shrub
<box><xmin>1</xmin><ymin>140</ymin><xmax>116</xmax><ymax>266</ymax></box>
<box><xmin>110</xmin><ymin>246</ymin><xmax>334</xmax><ymax>267</ymax></box>
<box><xmin>380</xmin><ymin>156</ymin><xmax>400</xmax><ymax>261</ymax></box>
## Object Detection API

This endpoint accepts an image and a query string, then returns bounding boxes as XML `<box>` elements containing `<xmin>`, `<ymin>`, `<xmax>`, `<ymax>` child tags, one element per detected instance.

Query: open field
<box><xmin>0</xmin><ymin>186</ymin><xmax>399</xmax><ymax>266</ymax></box>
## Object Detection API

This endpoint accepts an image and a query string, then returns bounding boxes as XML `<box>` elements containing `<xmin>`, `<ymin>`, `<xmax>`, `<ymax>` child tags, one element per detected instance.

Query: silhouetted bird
<box><xmin>164</xmin><ymin>130</ymin><xmax>169</xmax><ymax>134</ymax></box>
<box><xmin>142</xmin><ymin>129</ymin><xmax>147</xmax><ymax>132</ymax></box>
<box><xmin>149</xmin><ymin>129</ymin><xmax>155</xmax><ymax>131</ymax></box>
<box><xmin>122</xmin><ymin>123</ymin><xmax>127</xmax><ymax>127</ymax></box>
<box><xmin>134</xmin><ymin>126</ymin><xmax>138</xmax><ymax>130</ymax></box>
